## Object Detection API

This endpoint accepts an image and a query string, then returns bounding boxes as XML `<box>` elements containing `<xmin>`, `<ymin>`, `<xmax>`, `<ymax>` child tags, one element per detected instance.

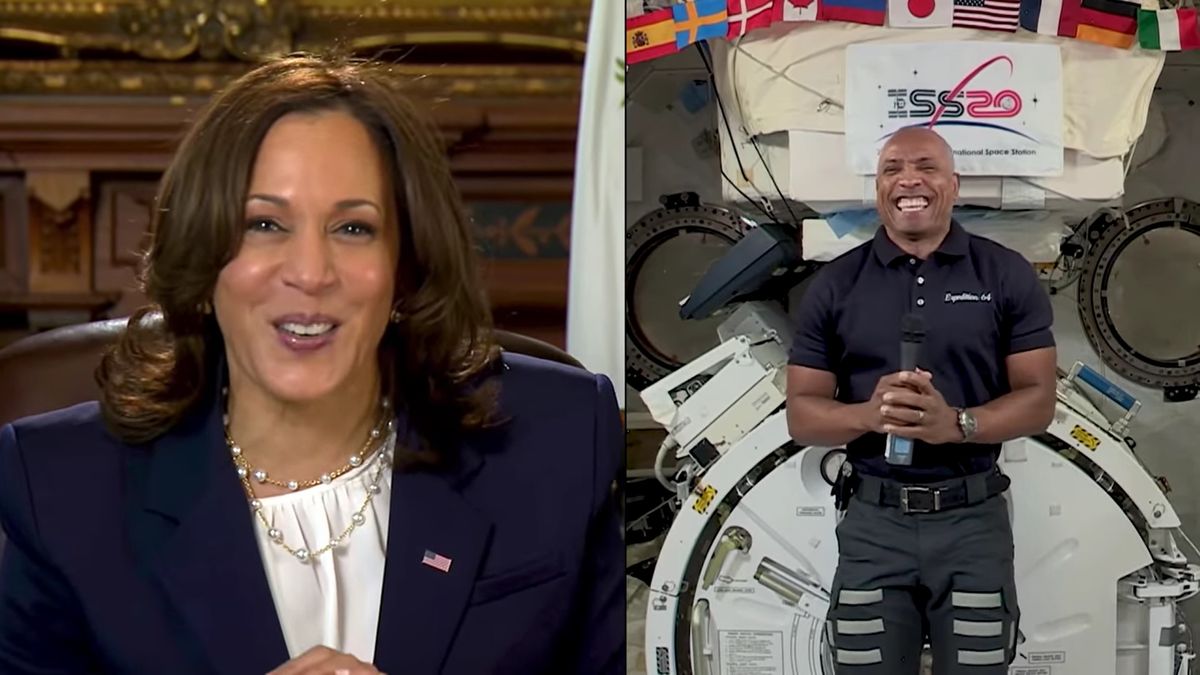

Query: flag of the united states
<box><xmin>422</xmin><ymin>549</ymin><xmax>452</xmax><ymax>572</ymax></box>
<box><xmin>953</xmin><ymin>0</ymin><xmax>1021</xmax><ymax>30</ymax></box>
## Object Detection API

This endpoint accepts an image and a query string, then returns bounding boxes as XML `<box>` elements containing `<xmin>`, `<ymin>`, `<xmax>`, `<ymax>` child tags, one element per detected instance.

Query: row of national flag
<box><xmin>1023</xmin><ymin>0</ymin><xmax>1198</xmax><ymax>49</ymax></box>
<box><xmin>626</xmin><ymin>0</ymin><xmax>1200</xmax><ymax>64</ymax></box>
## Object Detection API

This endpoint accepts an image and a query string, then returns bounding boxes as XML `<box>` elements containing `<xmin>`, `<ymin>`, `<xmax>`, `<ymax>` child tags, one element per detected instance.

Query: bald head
<box><xmin>878</xmin><ymin>127</ymin><xmax>955</xmax><ymax>174</ymax></box>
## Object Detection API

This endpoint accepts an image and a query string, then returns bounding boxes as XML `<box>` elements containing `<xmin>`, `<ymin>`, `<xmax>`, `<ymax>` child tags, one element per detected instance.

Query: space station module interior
<box><xmin>624</xmin><ymin>18</ymin><xmax>1200</xmax><ymax>675</ymax></box>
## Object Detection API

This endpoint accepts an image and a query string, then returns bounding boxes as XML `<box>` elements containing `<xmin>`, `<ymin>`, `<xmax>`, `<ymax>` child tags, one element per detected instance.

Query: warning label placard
<box><xmin>1010</xmin><ymin>667</ymin><xmax>1051</xmax><ymax>675</ymax></box>
<box><xmin>1028</xmin><ymin>652</ymin><xmax>1066</xmax><ymax>664</ymax></box>
<box><xmin>718</xmin><ymin>630</ymin><xmax>784</xmax><ymax>675</ymax></box>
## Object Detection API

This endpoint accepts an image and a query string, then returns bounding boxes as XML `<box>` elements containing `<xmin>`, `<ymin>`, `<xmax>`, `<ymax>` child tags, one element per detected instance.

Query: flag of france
<box><xmin>1020</xmin><ymin>0</ymin><xmax>1070</xmax><ymax>36</ymax></box>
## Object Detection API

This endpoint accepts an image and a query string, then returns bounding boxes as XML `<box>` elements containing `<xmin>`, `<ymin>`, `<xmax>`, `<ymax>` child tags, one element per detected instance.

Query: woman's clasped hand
<box><xmin>266</xmin><ymin>646</ymin><xmax>385</xmax><ymax>675</ymax></box>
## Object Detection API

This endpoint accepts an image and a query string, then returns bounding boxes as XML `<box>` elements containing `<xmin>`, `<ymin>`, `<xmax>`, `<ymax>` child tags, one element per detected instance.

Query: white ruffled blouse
<box><xmin>250</xmin><ymin>432</ymin><xmax>395</xmax><ymax>663</ymax></box>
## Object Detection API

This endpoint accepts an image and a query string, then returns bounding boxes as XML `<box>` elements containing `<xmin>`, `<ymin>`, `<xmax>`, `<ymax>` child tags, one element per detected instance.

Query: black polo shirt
<box><xmin>789</xmin><ymin>220</ymin><xmax>1055</xmax><ymax>482</ymax></box>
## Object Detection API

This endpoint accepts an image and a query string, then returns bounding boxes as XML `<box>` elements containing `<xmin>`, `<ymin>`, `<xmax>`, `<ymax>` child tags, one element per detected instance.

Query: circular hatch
<box><xmin>1077</xmin><ymin>198</ymin><xmax>1200</xmax><ymax>402</ymax></box>
<box><xmin>626</xmin><ymin>194</ymin><xmax>745</xmax><ymax>391</ymax></box>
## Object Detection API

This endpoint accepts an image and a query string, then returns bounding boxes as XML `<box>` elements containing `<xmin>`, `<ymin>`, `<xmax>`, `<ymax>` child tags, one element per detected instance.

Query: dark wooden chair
<box><xmin>0</xmin><ymin>316</ymin><xmax>582</xmax><ymax>427</ymax></box>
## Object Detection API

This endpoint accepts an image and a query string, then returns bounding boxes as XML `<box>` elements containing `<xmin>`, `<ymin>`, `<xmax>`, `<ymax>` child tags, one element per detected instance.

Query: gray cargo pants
<box><xmin>826</xmin><ymin>491</ymin><xmax>1019</xmax><ymax>674</ymax></box>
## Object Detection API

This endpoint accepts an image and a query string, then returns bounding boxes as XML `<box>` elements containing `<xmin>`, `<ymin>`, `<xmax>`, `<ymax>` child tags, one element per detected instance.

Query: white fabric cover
<box><xmin>801</xmin><ymin>210</ymin><xmax>1070</xmax><ymax>263</ymax></box>
<box><xmin>788</xmin><ymin>130</ymin><xmax>1125</xmax><ymax>213</ymax></box>
<box><xmin>712</xmin><ymin>23</ymin><xmax>1164</xmax><ymax>160</ymax></box>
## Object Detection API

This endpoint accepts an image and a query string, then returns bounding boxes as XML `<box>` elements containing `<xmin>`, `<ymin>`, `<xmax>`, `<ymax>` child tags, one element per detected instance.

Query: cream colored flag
<box><xmin>566</xmin><ymin>0</ymin><xmax>626</xmax><ymax>406</ymax></box>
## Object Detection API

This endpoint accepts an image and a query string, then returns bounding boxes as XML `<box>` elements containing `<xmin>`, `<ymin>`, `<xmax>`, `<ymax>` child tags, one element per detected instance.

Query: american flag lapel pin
<box><xmin>422</xmin><ymin>549</ymin><xmax>453</xmax><ymax>573</ymax></box>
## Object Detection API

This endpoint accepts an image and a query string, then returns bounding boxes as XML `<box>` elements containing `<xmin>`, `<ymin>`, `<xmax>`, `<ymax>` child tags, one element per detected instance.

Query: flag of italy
<box><xmin>1138</xmin><ymin>8</ymin><xmax>1200</xmax><ymax>50</ymax></box>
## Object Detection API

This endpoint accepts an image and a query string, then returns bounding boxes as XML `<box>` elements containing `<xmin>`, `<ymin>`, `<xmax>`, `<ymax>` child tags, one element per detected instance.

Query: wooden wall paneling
<box><xmin>464</xmin><ymin>182</ymin><xmax>572</xmax><ymax>347</ymax></box>
<box><xmin>0</xmin><ymin>92</ymin><xmax>581</xmax><ymax>344</ymax></box>
<box><xmin>85</xmin><ymin>181</ymin><xmax>576</xmax><ymax>347</ymax></box>
<box><xmin>0</xmin><ymin>100</ymin><xmax>190</xmax><ymax>173</ymax></box>
<box><xmin>483</xmin><ymin>259</ymin><xmax>569</xmax><ymax>309</ymax></box>
<box><xmin>483</xmin><ymin>258</ymin><xmax>569</xmax><ymax>348</ymax></box>
<box><xmin>25</xmin><ymin>170</ymin><xmax>92</xmax><ymax>294</ymax></box>
<box><xmin>0</xmin><ymin>176</ymin><xmax>29</xmax><ymax>294</ymax></box>
<box><xmin>443</xmin><ymin>106</ymin><xmax>579</xmax><ymax>179</ymax></box>
<box><xmin>455</xmin><ymin>177</ymin><xmax>575</xmax><ymax>202</ymax></box>
<box><xmin>93</xmin><ymin>178</ymin><xmax>158</xmax><ymax>319</ymax></box>
<box><xmin>438</xmin><ymin>102</ymin><xmax>578</xmax><ymax>347</ymax></box>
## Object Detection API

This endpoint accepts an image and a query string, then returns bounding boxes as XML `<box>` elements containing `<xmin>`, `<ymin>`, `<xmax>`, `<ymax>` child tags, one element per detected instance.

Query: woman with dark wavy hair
<box><xmin>0</xmin><ymin>55</ymin><xmax>623</xmax><ymax>675</ymax></box>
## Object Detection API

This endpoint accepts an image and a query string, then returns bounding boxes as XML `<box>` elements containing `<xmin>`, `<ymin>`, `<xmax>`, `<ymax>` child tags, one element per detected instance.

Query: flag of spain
<box><xmin>627</xmin><ymin>8</ymin><xmax>679</xmax><ymax>65</ymax></box>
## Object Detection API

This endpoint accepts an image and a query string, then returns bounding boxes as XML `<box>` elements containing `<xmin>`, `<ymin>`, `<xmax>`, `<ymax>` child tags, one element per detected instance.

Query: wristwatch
<box><xmin>956</xmin><ymin>407</ymin><xmax>978</xmax><ymax>442</ymax></box>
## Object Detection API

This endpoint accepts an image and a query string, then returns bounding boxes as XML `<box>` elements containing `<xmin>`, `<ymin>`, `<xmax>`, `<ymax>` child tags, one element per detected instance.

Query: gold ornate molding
<box><xmin>0</xmin><ymin>0</ymin><xmax>589</xmax><ymax>62</ymax></box>
<box><xmin>113</xmin><ymin>0</ymin><xmax>301</xmax><ymax>62</ymax></box>
<box><xmin>0</xmin><ymin>59</ymin><xmax>584</xmax><ymax>98</ymax></box>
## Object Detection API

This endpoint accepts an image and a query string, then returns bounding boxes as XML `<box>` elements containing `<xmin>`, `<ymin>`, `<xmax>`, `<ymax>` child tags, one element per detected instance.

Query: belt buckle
<box><xmin>900</xmin><ymin>486</ymin><xmax>940</xmax><ymax>514</ymax></box>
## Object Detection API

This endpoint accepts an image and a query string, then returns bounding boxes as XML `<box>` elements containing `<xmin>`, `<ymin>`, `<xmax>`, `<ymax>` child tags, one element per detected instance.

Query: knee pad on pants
<box><xmin>932</xmin><ymin>584</ymin><xmax>1021</xmax><ymax>672</ymax></box>
<box><xmin>826</xmin><ymin>586</ymin><xmax>922</xmax><ymax>673</ymax></box>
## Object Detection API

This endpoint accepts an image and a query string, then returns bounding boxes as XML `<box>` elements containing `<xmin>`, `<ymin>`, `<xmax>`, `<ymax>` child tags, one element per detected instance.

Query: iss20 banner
<box><xmin>844</xmin><ymin>41</ymin><xmax>1064</xmax><ymax>176</ymax></box>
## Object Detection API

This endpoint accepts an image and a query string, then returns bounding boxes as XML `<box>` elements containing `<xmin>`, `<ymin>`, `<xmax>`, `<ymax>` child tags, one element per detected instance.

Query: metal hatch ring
<box><xmin>626</xmin><ymin>194</ymin><xmax>745</xmax><ymax>391</ymax></box>
<box><xmin>1076</xmin><ymin>197</ymin><xmax>1200</xmax><ymax>402</ymax></box>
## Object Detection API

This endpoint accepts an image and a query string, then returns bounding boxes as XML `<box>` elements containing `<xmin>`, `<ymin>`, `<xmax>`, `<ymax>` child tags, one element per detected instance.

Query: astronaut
<box><xmin>785</xmin><ymin>127</ymin><xmax>1058</xmax><ymax>674</ymax></box>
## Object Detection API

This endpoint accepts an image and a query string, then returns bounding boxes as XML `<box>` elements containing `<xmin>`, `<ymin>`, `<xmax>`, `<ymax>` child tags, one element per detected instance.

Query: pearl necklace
<box><xmin>223</xmin><ymin>391</ymin><xmax>392</xmax><ymax>492</ymax></box>
<box><xmin>222</xmin><ymin>393</ymin><xmax>395</xmax><ymax>563</ymax></box>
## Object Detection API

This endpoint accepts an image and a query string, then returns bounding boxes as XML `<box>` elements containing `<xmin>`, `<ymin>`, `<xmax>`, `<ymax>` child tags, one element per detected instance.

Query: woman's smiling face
<box><xmin>214</xmin><ymin>109</ymin><xmax>398</xmax><ymax>406</ymax></box>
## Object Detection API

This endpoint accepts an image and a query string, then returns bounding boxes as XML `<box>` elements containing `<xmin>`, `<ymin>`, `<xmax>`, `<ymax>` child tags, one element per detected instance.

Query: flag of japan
<box><xmin>888</xmin><ymin>0</ymin><xmax>952</xmax><ymax>27</ymax></box>
<box><xmin>727</xmin><ymin>0</ymin><xmax>777</xmax><ymax>37</ymax></box>
<box><xmin>773</xmin><ymin>0</ymin><xmax>818</xmax><ymax>22</ymax></box>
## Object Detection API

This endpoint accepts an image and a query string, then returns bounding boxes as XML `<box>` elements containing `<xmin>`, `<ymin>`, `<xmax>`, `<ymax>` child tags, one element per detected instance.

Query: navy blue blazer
<box><xmin>0</xmin><ymin>352</ymin><xmax>624</xmax><ymax>674</ymax></box>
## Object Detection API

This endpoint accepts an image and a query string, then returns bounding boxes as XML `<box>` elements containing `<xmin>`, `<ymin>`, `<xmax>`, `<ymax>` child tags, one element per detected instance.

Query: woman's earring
<box><xmin>389</xmin><ymin>307</ymin><xmax>403</xmax><ymax>324</ymax></box>
<box><xmin>199</xmin><ymin>301</ymin><xmax>213</xmax><ymax>315</ymax></box>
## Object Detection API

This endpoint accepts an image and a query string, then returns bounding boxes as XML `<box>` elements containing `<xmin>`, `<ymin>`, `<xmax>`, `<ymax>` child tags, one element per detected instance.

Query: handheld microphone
<box><xmin>885</xmin><ymin>313</ymin><xmax>926</xmax><ymax>466</ymax></box>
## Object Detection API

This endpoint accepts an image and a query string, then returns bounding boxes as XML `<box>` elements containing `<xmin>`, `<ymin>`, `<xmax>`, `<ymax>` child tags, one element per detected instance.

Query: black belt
<box><xmin>852</xmin><ymin>470</ymin><xmax>1010</xmax><ymax>514</ymax></box>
